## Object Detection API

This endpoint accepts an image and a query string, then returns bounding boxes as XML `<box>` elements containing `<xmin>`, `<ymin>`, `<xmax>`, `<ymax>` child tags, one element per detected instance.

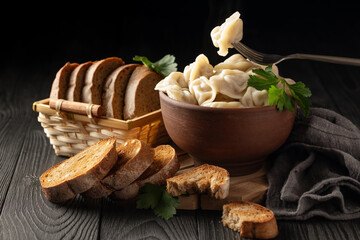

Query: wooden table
<box><xmin>0</xmin><ymin>60</ymin><xmax>359</xmax><ymax>239</ymax></box>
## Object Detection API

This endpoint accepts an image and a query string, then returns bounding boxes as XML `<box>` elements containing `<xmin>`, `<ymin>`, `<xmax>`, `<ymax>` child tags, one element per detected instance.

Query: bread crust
<box><xmin>123</xmin><ymin>66</ymin><xmax>163</xmax><ymax>119</ymax></box>
<box><xmin>82</xmin><ymin>57</ymin><xmax>125</xmax><ymax>104</ymax></box>
<box><xmin>50</xmin><ymin>62</ymin><xmax>79</xmax><ymax>99</ymax></box>
<box><xmin>222</xmin><ymin>201</ymin><xmax>278</xmax><ymax>239</ymax></box>
<box><xmin>39</xmin><ymin>137</ymin><xmax>117</xmax><ymax>203</ymax></box>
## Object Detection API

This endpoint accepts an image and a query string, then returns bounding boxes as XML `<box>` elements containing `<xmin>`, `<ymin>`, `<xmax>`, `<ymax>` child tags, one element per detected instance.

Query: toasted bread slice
<box><xmin>123</xmin><ymin>66</ymin><xmax>163</xmax><ymax>119</ymax></box>
<box><xmin>166</xmin><ymin>164</ymin><xmax>230</xmax><ymax>199</ymax></box>
<box><xmin>66</xmin><ymin>61</ymin><xmax>93</xmax><ymax>101</ymax></box>
<box><xmin>111</xmin><ymin>144</ymin><xmax>180</xmax><ymax>200</ymax></box>
<box><xmin>101</xmin><ymin>139</ymin><xmax>154</xmax><ymax>190</ymax></box>
<box><xmin>222</xmin><ymin>201</ymin><xmax>278</xmax><ymax>239</ymax></box>
<box><xmin>39</xmin><ymin>137</ymin><xmax>117</xmax><ymax>203</ymax></box>
<box><xmin>50</xmin><ymin>62</ymin><xmax>79</xmax><ymax>99</ymax></box>
<box><xmin>102</xmin><ymin>64</ymin><xmax>140</xmax><ymax>119</ymax></box>
<box><xmin>82</xmin><ymin>57</ymin><xmax>125</xmax><ymax>104</ymax></box>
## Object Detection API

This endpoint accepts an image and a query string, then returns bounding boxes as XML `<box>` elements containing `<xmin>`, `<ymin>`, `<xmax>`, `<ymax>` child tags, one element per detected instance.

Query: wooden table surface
<box><xmin>0</xmin><ymin>58</ymin><xmax>359</xmax><ymax>240</ymax></box>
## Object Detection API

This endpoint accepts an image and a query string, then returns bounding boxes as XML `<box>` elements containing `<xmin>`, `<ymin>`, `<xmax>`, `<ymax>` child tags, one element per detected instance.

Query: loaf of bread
<box><xmin>102</xmin><ymin>64</ymin><xmax>140</xmax><ymax>119</ymax></box>
<box><xmin>222</xmin><ymin>201</ymin><xmax>278</xmax><ymax>239</ymax></box>
<box><xmin>166</xmin><ymin>164</ymin><xmax>230</xmax><ymax>199</ymax></box>
<box><xmin>49</xmin><ymin>56</ymin><xmax>164</xmax><ymax>120</ymax></box>
<box><xmin>111</xmin><ymin>144</ymin><xmax>180</xmax><ymax>200</ymax></box>
<box><xmin>39</xmin><ymin>137</ymin><xmax>117</xmax><ymax>203</ymax></box>
<box><xmin>66</xmin><ymin>61</ymin><xmax>93</xmax><ymax>101</ymax></box>
<box><xmin>123</xmin><ymin>66</ymin><xmax>163</xmax><ymax>119</ymax></box>
<box><xmin>82</xmin><ymin>57</ymin><xmax>125</xmax><ymax>104</ymax></box>
<box><xmin>50</xmin><ymin>62</ymin><xmax>79</xmax><ymax>99</ymax></box>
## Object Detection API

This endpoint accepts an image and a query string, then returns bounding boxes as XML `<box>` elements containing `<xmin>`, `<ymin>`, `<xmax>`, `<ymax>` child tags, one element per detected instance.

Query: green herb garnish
<box><xmin>136</xmin><ymin>183</ymin><xmax>180</xmax><ymax>220</ymax></box>
<box><xmin>133</xmin><ymin>54</ymin><xmax>177</xmax><ymax>77</ymax></box>
<box><xmin>248</xmin><ymin>65</ymin><xmax>312</xmax><ymax>116</ymax></box>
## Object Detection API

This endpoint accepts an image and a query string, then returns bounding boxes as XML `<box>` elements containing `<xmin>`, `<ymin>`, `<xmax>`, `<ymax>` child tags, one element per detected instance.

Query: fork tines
<box><xmin>231</xmin><ymin>42</ymin><xmax>265</xmax><ymax>64</ymax></box>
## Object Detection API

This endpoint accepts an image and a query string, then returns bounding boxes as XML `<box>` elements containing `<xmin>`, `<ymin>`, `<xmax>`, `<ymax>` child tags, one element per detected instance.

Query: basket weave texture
<box><xmin>33</xmin><ymin>98</ymin><xmax>170</xmax><ymax>157</ymax></box>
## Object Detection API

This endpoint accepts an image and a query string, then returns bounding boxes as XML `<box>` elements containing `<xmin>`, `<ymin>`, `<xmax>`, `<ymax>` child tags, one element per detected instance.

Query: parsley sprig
<box><xmin>248</xmin><ymin>66</ymin><xmax>312</xmax><ymax>116</ymax></box>
<box><xmin>133</xmin><ymin>54</ymin><xmax>178</xmax><ymax>77</ymax></box>
<box><xmin>136</xmin><ymin>183</ymin><xmax>180</xmax><ymax>220</ymax></box>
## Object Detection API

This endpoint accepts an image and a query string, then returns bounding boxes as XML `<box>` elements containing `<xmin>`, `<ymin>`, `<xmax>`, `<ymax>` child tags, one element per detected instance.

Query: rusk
<box><xmin>222</xmin><ymin>201</ymin><xmax>278</xmax><ymax>239</ymax></box>
<box><xmin>111</xmin><ymin>144</ymin><xmax>179</xmax><ymax>200</ymax></box>
<box><xmin>101</xmin><ymin>139</ymin><xmax>154</xmax><ymax>190</ymax></box>
<box><xmin>166</xmin><ymin>164</ymin><xmax>230</xmax><ymax>199</ymax></box>
<box><xmin>39</xmin><ymin>137</ymin><xmax>117</xmax><ymax>203</ymax></box>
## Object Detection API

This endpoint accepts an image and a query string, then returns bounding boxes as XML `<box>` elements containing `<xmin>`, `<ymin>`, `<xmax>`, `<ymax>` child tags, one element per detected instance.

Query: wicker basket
<box><xmin>32</xmin><ymin>98</ymin><xmax>170</xmax><ymax>157</ymax></box>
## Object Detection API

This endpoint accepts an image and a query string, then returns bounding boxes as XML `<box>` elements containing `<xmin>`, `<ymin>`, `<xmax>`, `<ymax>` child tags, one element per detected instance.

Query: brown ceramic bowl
<box><xmin>159</xmin><ymin>91</ymin><xmax>296</xmax><ymax>176</ymax></box>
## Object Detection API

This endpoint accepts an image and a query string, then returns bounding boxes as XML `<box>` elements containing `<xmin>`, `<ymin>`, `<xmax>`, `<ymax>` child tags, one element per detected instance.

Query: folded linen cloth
<box><xmin>266</xmin><ymin>107</ymin><xmax>360</xmax><ymax>220</ymax></box>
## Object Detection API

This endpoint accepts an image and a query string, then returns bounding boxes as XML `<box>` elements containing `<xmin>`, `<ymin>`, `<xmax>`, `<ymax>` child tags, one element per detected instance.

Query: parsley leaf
<box><xmin>136</xmin><ymin>183</ymin><xmax>180</xmax><ymax>220</ymax></box>
<box><xmin>133</xmin><ymin>54</ymin><xmax>177</xmax><ymax>77</ymax></box>
<box><xmin>248</xmin><ymin>66</ymin><xmax>312</xmax><ymax>117</ymax></box>
<box><xmin>136</xmin><ymin>182</ymin><xmax>163</xmax><ymax>209</ymax></box>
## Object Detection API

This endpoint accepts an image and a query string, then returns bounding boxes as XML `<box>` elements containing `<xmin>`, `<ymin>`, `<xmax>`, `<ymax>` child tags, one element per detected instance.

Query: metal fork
<box><xmin>231</xmin><ymin>42</ymin><xmax>360</xmax><ymax>66</ymax></box>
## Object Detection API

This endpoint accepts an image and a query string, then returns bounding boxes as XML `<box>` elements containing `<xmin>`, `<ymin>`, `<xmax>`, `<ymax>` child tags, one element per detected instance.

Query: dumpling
<box><xmin>184</xmin><ymin>54</ymin><xmax>214</xmax><ymax>83</ymax></box>
<box><xmin>240</xmin><ymin>87</ymin><xmax>269</xmax><ymax>107</ymax></box>
<box><xmin>155</xmin><ymin>72</ymin><xmax>187</xmax><ymax>92</ymax></box>
<box><xmin>202</xmin><ymin>101</ymin><xmax>244</xmax><ymax>108</ymax></box>
<box><xmin>209</xmin><ymin>69</ymin><xmax>249</xmax><ymax>99</ymax></box>
<box><xmin>166</xmin><ymin>88</ymin><xmax>197</xmax><ymax>105</ymax></box>
<box><xmin>214</xmin><ymin>54</ymin><xmax>255</xmax><ymax>72</ymax></box>
<box><xmin>210</xmin><ymin>11</ymin><xmax>243</xmax><ymax>56</ymax></box>
<box><xmin>189</xmin><ymin>76</ymin><xmax>217</xmax><ymax>105</ymax></box>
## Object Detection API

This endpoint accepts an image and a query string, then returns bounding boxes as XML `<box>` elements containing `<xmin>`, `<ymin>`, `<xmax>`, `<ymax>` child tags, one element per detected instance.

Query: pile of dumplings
<box><xmin>155</xmin><ymin>53</ymin><xmax>285</xmax><ymax>108</ymax></box>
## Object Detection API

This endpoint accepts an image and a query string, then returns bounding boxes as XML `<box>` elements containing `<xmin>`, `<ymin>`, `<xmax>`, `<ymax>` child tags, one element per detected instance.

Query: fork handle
<box><xmin>286</xmin><ymin>53</ymin><xmax>360</xmax><ymax>66</ymax></box>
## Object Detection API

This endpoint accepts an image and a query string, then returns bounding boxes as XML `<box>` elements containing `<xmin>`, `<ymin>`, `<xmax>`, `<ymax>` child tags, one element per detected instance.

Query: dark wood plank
<box><xmin>0</xmin><ymin>67</ymin><xmax>47</xmax><ymax>211</ymax></box>
<box><xmin>0</xmin><ymin>119</ymin><xmax>101</xmax><ymax>239</ymax></box>
<box><xmin>100</xmin><ymin>198</ymin><xmax>198</xmax><ymax>239</ymax></box>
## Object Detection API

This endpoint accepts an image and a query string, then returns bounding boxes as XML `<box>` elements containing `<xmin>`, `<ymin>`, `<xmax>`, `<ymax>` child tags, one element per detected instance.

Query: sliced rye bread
<box><xmin>39</xmin><ymin>137</ymin><xmax>117</xmax><ymax>203</ymax></box>
<box><xmin>83</xmin><ymin>139</ymin><xmax>154</xmax><ymax>198</ymax></box>
<box><xmin>166</xmin><ymin>164</ymin><xmax>230</xmax><ymax>199</ymax></box>
<box><xmin>110</xmin><ymin>144</ymin><xmax>180</xmax><ymax>200</ymax></box>
<box><xmin>82</xmin><ymin>57</ymin><xmax>125</xmax><ymax>104</ymax></box>
<box><xmin>222</xmin><ymin>201</ymin><xmax>278</xmax><ymax>239</ymax></box>
<box><xmin>102</xmin><ymin>64</ymin><xmax>140</xmax><ymax>119</ymax></box>
<box><xmin>66</xmin><ymin>61</ymin><xmax>93</xmax><ymax>102</ymax></box>
<box><xmin>123</xmin><ymin>66</ymin><xmax>163</xmax><ymax>119</ymax></box>
<box><xmin>50</xmin><ymin>62</ymin><xmax>79</xmax><ymax>99</ymax></box>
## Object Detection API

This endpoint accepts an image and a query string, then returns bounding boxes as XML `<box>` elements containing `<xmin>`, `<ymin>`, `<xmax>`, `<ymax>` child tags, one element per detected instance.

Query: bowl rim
<box><xmin>159</xmin><ymin>91</ymin><xmax>279</xmax><ymax>113</ymax></box>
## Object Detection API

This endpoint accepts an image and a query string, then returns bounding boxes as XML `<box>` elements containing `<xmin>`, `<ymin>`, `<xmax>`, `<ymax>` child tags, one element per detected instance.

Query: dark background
<box><xmin>2</xmin><ymin>0</ymin><xmax>360</xmax><ymax>78</ymax></box>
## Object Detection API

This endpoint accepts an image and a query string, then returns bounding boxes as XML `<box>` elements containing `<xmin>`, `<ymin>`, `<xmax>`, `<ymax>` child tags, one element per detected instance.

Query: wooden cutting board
<box><xmin>175</xmin><ymin>150</ymin><xmax>269</xmax><ymax>210</ymax></box>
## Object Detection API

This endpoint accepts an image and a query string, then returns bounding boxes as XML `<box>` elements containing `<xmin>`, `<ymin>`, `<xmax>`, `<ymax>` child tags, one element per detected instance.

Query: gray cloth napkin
<box><xmin>266</xmin><ymin>107</ymin><xmax>360</xmax><ymax>220</ymax></box>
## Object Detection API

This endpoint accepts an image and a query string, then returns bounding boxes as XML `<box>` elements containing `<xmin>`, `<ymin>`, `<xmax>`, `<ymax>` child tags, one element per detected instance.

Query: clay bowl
<box><xmin>159</xmin><ymin>91</ymin><xmax>296</xmax><ymax>176</ymax></box>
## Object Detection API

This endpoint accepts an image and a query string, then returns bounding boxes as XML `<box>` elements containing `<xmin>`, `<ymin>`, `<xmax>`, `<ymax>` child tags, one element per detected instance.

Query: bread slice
<box><xmin>222</xmin><ymin>201</ymin><xmax>278</xmax><ymax>239</ymax></box>
<box><xmin>111</xmin><ymin>144</ymin><xmax>180</xmax><ymax>200</ymax></box>
<box><xmin>102</xmin><ymin>64</ymin><xmax>140</xmax><ymax>119</ymax></box>
<box><xmin>39</xmin><ymin>137</ymin><xmax>117</xmax><ymax>203</ymax></box>
<box><xmin>123</xmin><ymin>66</ymin><xmax>163</xmax><ymax>119</ymax></box>
<box><xmin>166</xmin><ymin>164</ymin><xmax>230</xmax><ymax>199</ymax></box>
<box><xmin>82</xmin><ymin>57</ymin><xmax>125</xmax><ymax>104</ymax></box>
<box><xmin>66</xmin><ymin>61</ymin><xmax>93</xmax><ymax>101</ymax></box>
<box><xmin>50</xmin><ymin>62</ymin><xmax>79</xmax><ymax>99</ymax></box>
